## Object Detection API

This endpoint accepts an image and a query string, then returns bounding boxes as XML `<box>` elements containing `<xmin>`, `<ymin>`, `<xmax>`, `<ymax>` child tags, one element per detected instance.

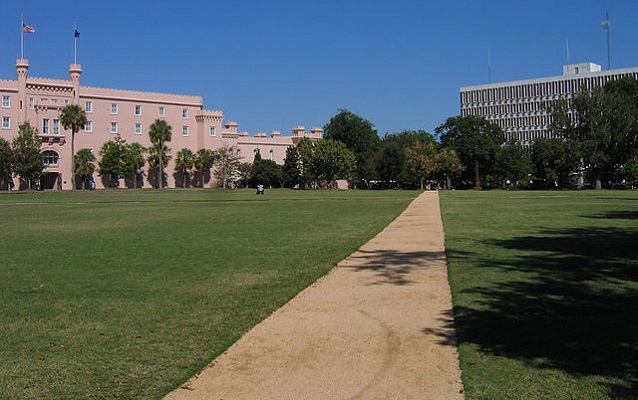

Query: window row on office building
<box><xmin>460</xmin><ymin>62</ymin><xmax>638</xmax><ymax>144</ymax></box>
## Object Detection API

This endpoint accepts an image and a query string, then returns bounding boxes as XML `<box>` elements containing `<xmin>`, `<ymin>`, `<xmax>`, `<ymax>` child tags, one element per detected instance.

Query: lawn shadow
<box><xmin>445</xmin><ymin>224</ymin><xmax>638</xmax><ymax>399</ymax></box>
<box><xmin>341</xmin><ymin>249</ymin><xmax>446</xmax><ymax>286</ymax></box>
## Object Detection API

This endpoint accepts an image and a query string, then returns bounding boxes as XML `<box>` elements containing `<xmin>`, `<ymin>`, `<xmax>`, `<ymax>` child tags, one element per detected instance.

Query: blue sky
<box><xmin>2</xmin><ymin>1</ymin><xmax>637</xmax><ymax>137</ymax></box>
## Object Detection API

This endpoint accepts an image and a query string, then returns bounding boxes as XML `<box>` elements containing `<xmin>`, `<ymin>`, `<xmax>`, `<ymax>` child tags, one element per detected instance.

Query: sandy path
<box><xmin>164</xmin><ymin>191</ymin><xmax>464</xmax><ymax>400</ymax></box>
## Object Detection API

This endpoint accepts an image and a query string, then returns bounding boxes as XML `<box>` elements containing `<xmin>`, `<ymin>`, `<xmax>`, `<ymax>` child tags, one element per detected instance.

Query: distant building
<box><xmin>0</xmin><ymin>60</ymin><xmax>322</xmax><ymax>190</ymax></box>
<box><xmin>460</xmin><ymin>62</ymin><xmax>638</xmax><ymax>144</ymax></box>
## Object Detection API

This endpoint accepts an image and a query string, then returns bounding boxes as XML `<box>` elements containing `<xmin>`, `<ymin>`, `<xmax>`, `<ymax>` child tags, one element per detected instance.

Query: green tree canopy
<box><xmin>123</xmin><ymin>142</ymin><xmax>146</xmax><ymax>188</ymax></box>
<box><xmin>11</xmin><ymin>122</ymin><xmax>43</xmax><ymax>190</ymax></box>
<box><xmin>530</xmin><ymin>138</ymin><xmax>579</xmax><ymax>189</ymax></box>
<box><xmin>74</xmin><ymin>148</ymin><xmax>96</xmax><ymax>189</ymax></box>
<box><xmin>175</xmin><ymin>148</ymin><xmax>195</xmax><ymax>188</ymax></box>
<box><xmin>250</xmin><ymin>151</ymin><xmax>283</xmax><ymax>188</ymax></box>
<box><xmin>98</xmin><ymin>135</ymin><xmax>128</xmax><ymax>188</ymax></box>
<box><xmin>549</xmin><ymin>77</ymin><xmax>638</xmax><ymax>189</ymax></box>
<box><xmin>0</xmin><ymin>137</ymin><xmax>12</xmax><ymax>189</ymax></box>
<box><xmin>193</xmin><ymin>148</ymin><xmax>216</xmax><ymax>188</ymax></box>
<box><xmin>323</xmin><ymin>109</ymin><xmax>380</xmax><ymax>186</ymax></box>
<box><xmin>311</xmin><ymin>139</ymin><xmax>356</xmax><ymax>188</ymax></box>
<box><xmin>436</xmin><ymin>115</ymin><xmax>505</xmax><ymax>189</ymax></box>
<box><xmin>405</xmin><ymin>140</ymin><xmax>438</xmax><ymax>190</ymax></box>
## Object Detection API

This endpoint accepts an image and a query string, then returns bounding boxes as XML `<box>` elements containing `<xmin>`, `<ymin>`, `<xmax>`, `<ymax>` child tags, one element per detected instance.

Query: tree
<box><xmin>435</xmin><ymin>148</ymin><xmax>464</xmax><ymax>190</ymax></box>
<box><xmin>375</xmin><ymin>141</ymin><xmax>405</xmax><ymax>188</ymax></box>
<box><xmin>214</xmin><ymin>144</ymin><xmax>241</xmax><ymax>188</ymax></box>
<box><xmin>74</xmin><ymin>148</ymin><xmax>96</xmax><ymax>190</ymax></box>
<box><xmin>549</xmin><ymin>79</ymin><xmax>638</xmax><ymax>189</ymax></box>
<box><xmin>237</xmin><ymin>162</ymin><xmax>253</xmax><ymax>188</ymax></box>
<box><xmin>436</xmin><ymin>115</ymin><xmax>504</xmax><ymax>189</ymax></box>
<box><xmin>323</xmin><ymin>109</ymin><xmax>380</xmax><ymax>186</ymax></box>
<box><xmin>494</xmin><ymin>140</ymin><xmax>533</xmax><ymax>188</ymax></box>
<box><xmin>98</xmin><ymin>135</ymin><xmax>128</xmax><ymax>188</ymax></box>
<box><xmin>123</xmin><ymin>142</ymin><xmax>146</xmax><ymax>188</ymax></box>
<box><xmin>311</xmin><ymin>139</ymin><xmax>356</xmax><ymax>188</ymax></box>
<box><xmin>193</xmin><ymin>148</ymin><xmax>216</xmax><ymax>188</ymax></box>
<box><xmin>147</xmin><ymin>143</ymin><xmax>171</xmax><ymax>188</ymax></box>
<box><xmin>531</xmin><ymin>138</ymin><xmax>579</xmax><ymax>189</ymax></box>
<box><xmin>250</xmin><ymin>151</ymin><xmax>283</xmax><ymax>188</ymax></box>
<box><xmin>175</xmin><ymin>148</ymin><xmax>195</xmax><ymax>188</ymax></box>
<box><xmin>11</xmin><ymin>122</ymin><xmax>43</xmax><ymax>190</ymax></box>
<box><xmin>0</xmin><ymin>138</ymin><xmax>12</xmax><ymax>190</ymax></box>
<box><xmin>282</xmin><ymin>145</ymin><xmax>301</xmax><ymax>188</ymax></box>
<box><xmin>296</xmin><ymin>137</ymin><xmax>317</xmax><ymax>188</ymax></box>
<box><xmin>405</xmin><ymin>140</ymin><xmax>438</xmax><ymax>190</ymax></box>
<box><xmin>148</xmin><ymin>119</ymin><xmax>172</xmax><ymax>188</ymax></box>
<box><xmin>59</xmin><ymin>104</ymin><xmax>87</xmax><ymax>190</ymax></box>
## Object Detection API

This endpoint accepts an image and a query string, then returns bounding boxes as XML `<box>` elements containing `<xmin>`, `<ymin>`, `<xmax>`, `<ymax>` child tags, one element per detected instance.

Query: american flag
<box><xmin>23</xmin><ymin>24</ymin><xmax>35</xmax><ymax>33</ymax></box>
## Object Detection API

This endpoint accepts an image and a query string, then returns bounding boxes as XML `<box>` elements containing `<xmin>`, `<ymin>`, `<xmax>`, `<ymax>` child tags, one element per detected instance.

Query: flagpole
<box><xmin>20</xmin><ymin>14</ymin><xmax>24</xmax><ymax>59</ymax></box>
<box><xmin>74</xmin><ymin>22</ymin><xmax>77</xmax><ymax>64</ymax></box>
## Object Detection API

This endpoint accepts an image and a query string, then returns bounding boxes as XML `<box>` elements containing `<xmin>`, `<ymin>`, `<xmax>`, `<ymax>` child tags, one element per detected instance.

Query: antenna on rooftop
<box><xmin>487</xmin><ymin>48</ymin><xmax>492</xmax><ymax>83</ymax></box>
<box><xmin>601</xmin><ymin>0</ymin><xmax>611</xmax><ymax>70</ymax></box>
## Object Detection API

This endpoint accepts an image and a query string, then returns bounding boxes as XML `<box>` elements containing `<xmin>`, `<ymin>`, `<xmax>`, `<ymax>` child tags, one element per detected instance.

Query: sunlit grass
<box><xmin>0</xmin><ymin>188</ymin><xmax>417</xmax><ymax>399</ymax></box>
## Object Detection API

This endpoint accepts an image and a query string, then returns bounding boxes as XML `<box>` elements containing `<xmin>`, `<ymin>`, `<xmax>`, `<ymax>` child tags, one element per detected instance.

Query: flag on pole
<box><xmin>22</xmin><ymin>24</ymin><xmax>35</xmax><ymax>33</ymax></box>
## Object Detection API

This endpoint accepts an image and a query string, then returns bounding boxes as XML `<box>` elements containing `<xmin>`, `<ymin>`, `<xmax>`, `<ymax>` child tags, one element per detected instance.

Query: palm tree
<box><xmin>193</xmin><ymin>148</ymin><xmax>216</xmax><ymax>188</ymax></box>
<box><xmin>148</xmin><ymin>119</ymin><xmax>172</xmax><ymax>188</ymax></box>
<box><xmin>74</xmin><ymin>148</ymin><xmax>96</xmax><ymax>190</ymax></box>
<box><xmin>175</xmin><ymin>148</ymin><xmax>194</xmax><ymax>188</ymax></box>
<box><xmin>60</xmin><ymin>104</ymin><xmax>87</xmax><ymax>190</ymax></box>
<box><xmin>124</xmin><ymin>142</ymin><xmax>146</xmax><ymax>188</ymax></box>
<box><xmin>147</xmin><ymin>143</ymin><xmax>171</xmax><ymax>189</ymax></box>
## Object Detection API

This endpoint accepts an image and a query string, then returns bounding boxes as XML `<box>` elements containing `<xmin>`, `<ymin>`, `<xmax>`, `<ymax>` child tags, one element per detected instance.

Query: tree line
<box><xmin>2</xmin><ymin>77</ymin><xmax>637</xmax><ymax>190</ymax></box>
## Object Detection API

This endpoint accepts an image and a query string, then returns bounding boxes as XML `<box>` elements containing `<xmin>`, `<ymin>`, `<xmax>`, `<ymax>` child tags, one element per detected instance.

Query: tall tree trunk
<box><xmin>474</xmin><ymin>159</ymin><xmax>481</xmax><ymax>189</ymax></box>
<box><xmin>446</xmin><ymin>174</ymin><xmax>452</xmax><ymax>190</ymax></box>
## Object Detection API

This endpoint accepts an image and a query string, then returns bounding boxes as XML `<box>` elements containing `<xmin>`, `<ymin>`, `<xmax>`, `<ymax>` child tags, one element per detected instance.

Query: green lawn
<box><xmin>439</xmin><ymin>190</ymin><xmax>638</xmax><ymax>400</ymax></box>
<box><xmin>0</xmin><ymin>188</ymin><xmax>417</xmax><ymax>399</ymax></box>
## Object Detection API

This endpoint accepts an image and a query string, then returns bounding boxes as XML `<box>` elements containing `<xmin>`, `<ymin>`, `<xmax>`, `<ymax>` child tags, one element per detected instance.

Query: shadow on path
<box><xmin>342</xmin><ymin>249</ymin><xmax>446</xmax><ymax>286</ymax></box>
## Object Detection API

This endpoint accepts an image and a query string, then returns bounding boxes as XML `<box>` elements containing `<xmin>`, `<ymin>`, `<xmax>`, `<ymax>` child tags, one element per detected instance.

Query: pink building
<box><xmin>0</xmin><ymin>60</ymin><xmax>322</xmax><ymax>189</ymax></box>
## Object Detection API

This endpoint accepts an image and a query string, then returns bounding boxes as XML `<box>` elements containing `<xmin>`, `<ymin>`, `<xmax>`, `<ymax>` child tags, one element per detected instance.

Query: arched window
<box><xmin>42</xmin><ymin>150</ymin><xmax>59</xmax><ymax>167</ymax></box>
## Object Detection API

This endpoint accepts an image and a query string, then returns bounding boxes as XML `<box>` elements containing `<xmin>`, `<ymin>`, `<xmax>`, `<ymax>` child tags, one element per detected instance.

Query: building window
<box><xmin>182</xmin><ymin>126</ymin><xmax>189</xmax><ymax>136</ymax></box>
<box><xmin>2</xmin><ymin>96</ymin><xmax>10</xmax><ymax>108</ymax></box>
<box><xmin>85</xmin><ymin>101</ymin><xmax>93</xmax><ymax>113</ymax></box>
<box><xmin>111</xmin><ymin>103</ymin><xmax>118</xmax><ymax>114</ymax></box>
<box><xmin>2</xmin><ymin>116</ymin><xmax>10</xmax><ymax>129</ymax></box>
<box><xmin>135</xmin><ymin>105</ymin><xmax>142</xmax><ymax>116</ymax></box>
<box><xmin>209</xmin><ymin>126</ymin><xmax>216</xmax><ymax>136</ymax></box>
<box><xmin>158</xmin><ymin>106</ymin><xmax>165</xmax><ymax>117</ymax></box>
<box><xmin>84</xmin><ymin>121</ymin><xmax>93</xmax><ymax>132</ymax></box>
<box><xmin>182</xmin><ymin>108</ymin><xmax>188</xmax><ymax>118</ymax></box>
<box><xmin>269</xmin><ymin>149</ymin><xmax>273</xmax><ymax>160</ymax></box>
<box><xmin>53</xmin><ymin>119</ymin><xmax>60</xmax><ymax>135</ymax></box>
<box><xmin>111</xmin><ymin>122</ymin><xmax>118</xmax><ymax>133</ymax></box>
<box><xmin>29</xmin><ymin>97</ymin><xmax>35</xmax><ymax>109</ymax></box>
<box><xmin>42</xmin><ymin>150</ymin><xmax>59</xmax><ymax>167</ymax></box>
<box><xmin>43</xmin><ymin>118</ymin><xmax>50</xmax><ymax>134</ymax></box>
<box><xmin>135</xmin><ymin>123</ymin><xmax>142</xmax><ymax>134</ymax></box>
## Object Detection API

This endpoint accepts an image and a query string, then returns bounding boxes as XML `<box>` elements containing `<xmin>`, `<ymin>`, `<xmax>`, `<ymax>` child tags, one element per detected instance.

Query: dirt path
<box><xmin>164</xmin><ymin>191</ymin><xmax>464</xmax><ymax>399</ymax></box>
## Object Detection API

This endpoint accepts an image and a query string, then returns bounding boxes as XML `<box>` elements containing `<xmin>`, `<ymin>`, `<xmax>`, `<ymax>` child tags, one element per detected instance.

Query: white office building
<box><xmin>460</xmin><ymin>62</ymin><xmax>638</xmax><ymax>144</ymax></box>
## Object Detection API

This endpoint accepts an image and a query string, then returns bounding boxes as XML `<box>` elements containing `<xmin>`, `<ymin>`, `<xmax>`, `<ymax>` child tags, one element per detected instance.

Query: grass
<box><xmin>0</xmin><ymin>188</ymin><xmax>417</xmax><ymax>399</ymax></box>
<box><xmin>439</xmin><ymin>190</ymin><xmax>638</xmax><ymax>400</ymax></box>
